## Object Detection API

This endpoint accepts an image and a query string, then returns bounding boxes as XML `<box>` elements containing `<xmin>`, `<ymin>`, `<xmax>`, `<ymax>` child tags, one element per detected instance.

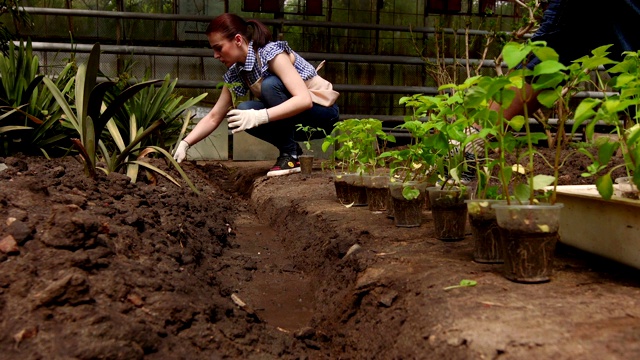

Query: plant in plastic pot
<box><xmin>398</xmin><ymin>81</ymin><xmax>477</xmax><ymax>240</ymax></box>
<box><xmin>461</xmin><ymin>74</ymin><xmax>515</xmax><ymax>261</ymax></box>
<box><xmin>322</xmin><ymin>118</ymin><xmax>395</xmax><ymax>206</ymax></box>
<box><xmin>379</xmin><ymin>108</ymin><xmax>440</xmax><ymax>224</ymax></box>
<box><xmin>486</xmin><ymin>40</ymin><xmax>600</xmax><ymax>282</ymax></box>
<box><xmin>388</xmin><ymin>180</ymin><xmax>429</xmax><ymax>227</ymax></box>
<box><xmin>364</xmin><ymin>174</ymin><xmax>390</xmax><ymax>212</ymax></box>
<box><xmin>295</xmin><ymin>124</ymin><xmax>326</xmax><ymax>175</ymax></box>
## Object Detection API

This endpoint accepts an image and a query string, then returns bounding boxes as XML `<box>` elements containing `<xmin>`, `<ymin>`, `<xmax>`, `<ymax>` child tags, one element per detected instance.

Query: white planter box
<box><xmin>555</xmin><ymin>185</ymin><xmax>640</xmax><ymax>269</ymax></box>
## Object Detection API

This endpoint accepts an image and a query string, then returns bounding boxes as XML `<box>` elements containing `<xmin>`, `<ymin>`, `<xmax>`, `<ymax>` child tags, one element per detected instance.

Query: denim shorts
<box><xmin>523</xmin><ymin>0</ymin><xmax>640</xmax><ymax>68</ymax></box>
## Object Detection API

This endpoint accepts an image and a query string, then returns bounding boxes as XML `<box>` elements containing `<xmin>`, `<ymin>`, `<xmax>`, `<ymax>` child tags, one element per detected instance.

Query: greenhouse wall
<box><xmin>7</xmin><ymin>0</ymin><xmax>526</xmax><ymax>117</ymax></box>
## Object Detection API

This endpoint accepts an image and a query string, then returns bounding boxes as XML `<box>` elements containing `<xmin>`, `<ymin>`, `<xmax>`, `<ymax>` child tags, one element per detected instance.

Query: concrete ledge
<box><xmin>186</xmin><ymin>106</ymin><xmax>228</xmax><ymax>161</ymax></box>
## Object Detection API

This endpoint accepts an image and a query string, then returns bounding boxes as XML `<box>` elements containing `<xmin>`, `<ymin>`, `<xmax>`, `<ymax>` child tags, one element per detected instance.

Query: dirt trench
<box><xmin>215</xmin><ymin>160</ymin><xmax>640</xmax><ymax>360</ymax></box>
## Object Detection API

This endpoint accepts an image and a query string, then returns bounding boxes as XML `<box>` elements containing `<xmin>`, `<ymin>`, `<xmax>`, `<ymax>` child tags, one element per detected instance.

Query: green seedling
<box><xmin>571</xmin><ymin>49</ymin><xmax>640</xmax><ymax>199</ymax></box>
<box><xmin>295</xmin><ymin>124</ymin><xmax>325</xmax><ymax>154</ymax></box>
<box><xmin>216</xmin><ymin>81</ymin><xmax>244</xmax><ymax>109</ymax></box>
<box><xmin>443</xmin><ymin>279</ymin><xmax>477</xmax><ymax>291</ymax></box>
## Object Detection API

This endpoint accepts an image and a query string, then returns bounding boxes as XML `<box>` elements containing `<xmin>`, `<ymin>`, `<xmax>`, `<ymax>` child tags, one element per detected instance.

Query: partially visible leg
<box><xmin>242</xmin><ymin>76</ymin><xmax>339</xmax><ymax>154</ymax></box>
<box><xmin>239</xmin><ymin>75</ymin><xmax>339</xmax><ymax>175</ymax></box>
<box><xmin>292</xmin><ymin>103</ymin><xmax>340</xmax><ymax>142</ymax></box>
<box><xmin>245</xmin><ymin>76</ymin><xmax>299</xmax><ymax>155</ymax></box>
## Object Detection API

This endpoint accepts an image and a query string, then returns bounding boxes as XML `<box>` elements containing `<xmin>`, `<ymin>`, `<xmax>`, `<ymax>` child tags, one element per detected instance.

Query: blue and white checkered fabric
<box><xmin>224</xmin><ymin>41</ymin><xmax>317</xmax><ymax>97</ymax></box>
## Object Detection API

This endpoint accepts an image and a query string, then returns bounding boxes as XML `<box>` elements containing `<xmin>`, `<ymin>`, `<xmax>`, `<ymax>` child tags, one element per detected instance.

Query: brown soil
<box><xmin>1</xmin><ymin>147</ymin><xmax>639</xmax><ymax>360</ymax></box>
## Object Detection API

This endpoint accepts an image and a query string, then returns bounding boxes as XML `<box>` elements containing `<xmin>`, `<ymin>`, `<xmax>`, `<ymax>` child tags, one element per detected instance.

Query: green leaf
<box><xmin>531</xmin><ymin>46</ymin><xmax>560</xmax><ymax>62</ymax></box>
<box><xmin>0</xmin><ymin>125</ymin><xmax>32</xmax><ymax>134</ymax></box>
<box><xmin>596</xmin><ymin>173</ymin><xmax>614</xmax><ymax>200</ymax></box>
<box><xmin>572</xmin><ymin>98</ymin><xmax>600</xmax><ymax>133</ymax></box>
<box><xmin>77</xmin><ymin>43</ymin><xmax>100</xmax><ymax>144</ymax></box>
<box><xmin>42</xmin><ymin>77</ymin><xmax>79</xmax><ymax>133</ymax></box>
<box><xmin>633</xmin><ymin>166</ymin><xmax>640</xmax><ymax>189</ymax></box>
<box><xmin>528</xmin><ymin>133</ymin><xmax>548</xmax><ymax>144</ymax></box>
<box><xmin>402</xmin><ymin>186</ymin><xmax>420</xmax><ymax>200</ymax></box>
<box><xmin>502</xmin><ymin>42</ymin><xmax>530</xmax><ymax>69</ymax></box>
<box><xmin>508</xmin><ymin>115</ymin><xmax>525</xmax><ymax>132</ymax></box>
<box><xmin>443</xmin><ymin>279</ymin><xmax>477</xmax><ymax>291</ymax></box>
<box><xmin>106</xmin><ymin>119</ymin><xmax>126</xmax><ymax>153</ymax></box>
<box><xmin>514</xmin><ymin>183</ymin><xmax>531</xmax><ymax>203</ymax></box>
<box><xmin>597</xmin><ymin>140</ymin><xmax>619</xmax><ymax>165</ymax></box>
<box><xmin>537</xmin><ymin>89</ymin><xmax>561</xmax><ymax>108</ymax></box>
<box><xmin>532</xmin><ymin>73</ymin><xmax>565</xmax><ymax>91</ymax></box>
<box><xmin>582</xmin><ymin>56</ymin><xmax>617</xmax><ymax>71</ymax></box>
<box><xmin>126</xmin><ymin>161</ymin><xmax>139</xmax><ymax>183</ymax></box>
<box><xmin>84</xmin><ymin>115</ymin><xmax>96</xmax><ymax>170</ymax></box>
<box><xmin>533</xmin><ymin>60</ymin><xmax>567</xmax><ymax>76</ymax></box>
<box><xmin>532</xmin><ymin>174</ymin><xmax>556</xmax><ymax>190</ymax></box>
<box><xmin>585</xmin><ymin>116</ymin><xmax>597</xmax><ymax>141</ymax></box>
<box><xmin>626</xmin><ymin>124</ymin><xmax>640</xmax><ymax>147</ymax></box>
<box><xmin>147</xmin><ymin>146</ymin><xmax>200</xmax><ymax>194</ymax></box>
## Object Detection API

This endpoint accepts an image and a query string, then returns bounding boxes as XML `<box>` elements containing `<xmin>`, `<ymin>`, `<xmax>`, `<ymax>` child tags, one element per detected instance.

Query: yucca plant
<box><xmin>43</xmin><ymin>43</ymin><xmax>198</xmax><ymax>192</ymax></box>
<box><xmin>0</xmin><ymin>40</ymin><xmax>41</xmax><ymax>108</ymax></box>
<box><xmin>0</xmin><ymin>40</ymin><xmax>47</xmax><ymax>155</ymax></box>
<box><xmin>27</xmin><ymin>61</ymin><xmax>77</xmax><ymax>155</ymax></box>
<box><xmin>119</xmin><ymin>74</ymin><xmax>208</xmax><ymax>149</ymax></box>
<box><xmin>0</xmin><ymin>38</ymin><xmax>82</xmax><ymax>156</ymax></box>
<box><xmin>43</xmin><ymin>43</ymin><xmax>159</xmax><ymax>176</ymax></box>
<box><xmin>102</xmin><ymin>112</ymin><xmax>199</xmax><ymax>194</ymax></box>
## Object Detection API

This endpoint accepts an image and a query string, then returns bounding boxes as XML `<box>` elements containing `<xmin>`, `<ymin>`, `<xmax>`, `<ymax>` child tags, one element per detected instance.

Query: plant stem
<box><xmin>521</xmin><ymin>89</ymin><xmax>535</xmax><ymax>205</ymax></box>
<box><xmin>497</xmin><ymin>107</ymin><xmax>511</xmax><ymax>205</ymax></box>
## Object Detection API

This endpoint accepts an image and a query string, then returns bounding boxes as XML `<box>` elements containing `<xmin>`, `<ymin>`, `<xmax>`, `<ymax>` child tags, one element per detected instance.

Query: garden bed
<box><xmin>1</xmin><ymin>153</ymin><xmax>640</xmax><ymax>359</ymax></box>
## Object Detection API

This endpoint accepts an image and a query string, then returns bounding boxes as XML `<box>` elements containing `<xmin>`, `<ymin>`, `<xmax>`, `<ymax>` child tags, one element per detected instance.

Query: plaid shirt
<box><xmin>223</xmin><ymin>41</ymin><xmax>317</xmax><ymax>97</ymax></box>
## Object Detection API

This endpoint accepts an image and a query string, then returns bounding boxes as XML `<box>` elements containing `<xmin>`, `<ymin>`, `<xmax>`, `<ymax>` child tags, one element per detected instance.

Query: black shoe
<box><xmin>460</xmin><ymin>152</ymin><xmax>477</xmax><ymax>185</ymax></box>
<box><xmin>296</xmin><ymin>143</ymin><xmax>303</xmax><ymax>157</ymax></box>
<box><xmin>267</xmin><ymin>154</ymin><xmax>301</xmax><ymax>177</ymax></box>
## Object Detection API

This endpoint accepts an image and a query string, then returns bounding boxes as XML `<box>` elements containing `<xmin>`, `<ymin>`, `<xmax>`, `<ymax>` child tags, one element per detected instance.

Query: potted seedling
<box><xmin>487</xmin><ymin>40</ymin><xmax>591</xmax><ymax>283</ymax></box>
<box><xmin>380</xmin><ymin>119</ymin><xmax>437</xmax><ymax>226</ymax></box>
<box><xmin>295</xmin><ymin>124</ymin><xmax>325</xmax><ymax>175</ymax></box>
<box><xmin>457</xmin><ymin>77</ymin><xmax>511</xmax><ymax>263</ymax></box>
<box><xmin>402</xmin><ymin>84</ymin><xmax>474</xmax><ymax>239</ymax></box>
<box><xmin>352</xmin><ymin>119</ymin><xmax>395</xmax><ymax>212</ymax></box>
<box><xmin>322</xmin><ymin>118</ymin><xmax>394</xmax><ymax>206</ymax></box>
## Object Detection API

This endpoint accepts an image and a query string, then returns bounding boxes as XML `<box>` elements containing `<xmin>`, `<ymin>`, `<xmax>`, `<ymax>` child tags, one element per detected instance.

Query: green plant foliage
<box><xmin>102</xmin><ymin>114</ymin><xmax>199</xmax><ymax>194</ymax></box>
<box><xmin>44</xmin><ymin>43</ymin><xmax>158</xmax><ymax>176</ymax></box>
<box><xmin>379</xmin><ymin>118</ymin><xmax>439</xmax><ymax>184</ymax></box>
<box><xmin>444</xmin><ymin>279</ymin><xmax>477</xmax><ymax>291</ymax></box>
<box><xmin>43</xmin><ymin>43</ymin><xmax>199</xmax><ymax>193</ymax></box>
<box><xmin>295</xmin><ymin>123</ymin><xmax>326</xmax><ymax>153</ymax></box>
<box><xmin>120</xmin><ymin>74</ymin><xmax>208</xmax><ymax>149</ymax></box>
<box><xmin>389</xmin><ymin>78</ymin><xmax>483</xmax><ymax>188</ymax></box>
<box><xmin>0</xmin><ymin>40</ymin><xmax>41</xmax><ymax>108</ymax></box>
<box><xmin>571</xmin><ymin>49</ymin><xmax>640</xmax><ymax>199</ymax></box>
<box><xmin>0</xmin><ymin>40</ymin><xmax>79</xmax><ymax>156</ymax></box>
<box><xmin>322</xmin><ymin>118</ymin><xmax>395</xmax><ymax>175</ymax></box>
<box><xmin>0</xmin><ymin>40</ymin><xmax>41</xmax><ymax>154</ymax></box>
<box><xmin>216</xmin><ymin>81</ymin><xmax>244</xmax><ymax>109</ymax></box>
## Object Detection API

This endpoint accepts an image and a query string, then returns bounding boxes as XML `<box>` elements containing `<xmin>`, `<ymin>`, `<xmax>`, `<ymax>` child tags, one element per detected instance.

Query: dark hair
<box><xmin>205</xmin><ymin>13</ymin><xmax>272</xmax><ymax>50</ymax></box>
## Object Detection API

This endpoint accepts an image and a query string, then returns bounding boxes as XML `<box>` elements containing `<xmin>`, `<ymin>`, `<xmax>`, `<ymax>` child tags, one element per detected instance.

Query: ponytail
<box><xmin>245</xmin><ymin>19</ymin><xmax>272</xmax><ymax>50</ymax></box>
<box><xmin>206</xmin><ymin>13</ymin><xmax>272</xmax><ymax>50</ymax></box>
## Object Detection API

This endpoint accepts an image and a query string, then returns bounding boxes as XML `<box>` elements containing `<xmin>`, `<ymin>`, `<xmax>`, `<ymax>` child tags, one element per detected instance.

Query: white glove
<box><xmin>227</xmin><ymin>109</ymin><xmax>269</xmax><ymax>134</ymax></box>
<box><xmin>173</xmin><ymin>140</ymin><xmax>190</xmax><ymax>163</ymax></box>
